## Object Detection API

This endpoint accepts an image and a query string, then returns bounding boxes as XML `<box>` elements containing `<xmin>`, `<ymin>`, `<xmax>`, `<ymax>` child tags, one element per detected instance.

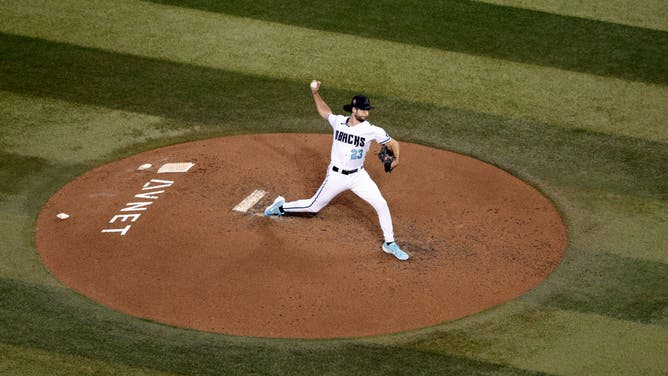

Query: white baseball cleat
<box><xmin>382</xmin><ymin>242</ymin><xmax>410</xmax><ymax>261</ymax></box>
<box><xmin>264</xmin><ymin>196</ymin><xmax>285</xmax><ymax>216</ymax></box>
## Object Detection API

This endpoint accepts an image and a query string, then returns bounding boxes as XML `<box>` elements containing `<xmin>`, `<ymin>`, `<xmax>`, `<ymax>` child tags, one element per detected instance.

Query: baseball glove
<box><xmin>377</xmin><ymin>145</ymin><xmax>395</xmax><ymax>173</ymax></box>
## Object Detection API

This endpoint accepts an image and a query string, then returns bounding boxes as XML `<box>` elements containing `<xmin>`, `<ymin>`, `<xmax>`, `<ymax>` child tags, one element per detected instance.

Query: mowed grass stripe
<box><xmin>0</xmin><ymin>193</ymin><xmax>58</xmax><ymax>286</ymax></box>
<box><xmin>563</xmin><ymin>189</ymin><xmax>668</xmax><ymax>264</ymax></box>
<box><xmin>148</xmin><ymin>0</ymin><xmax>668</xmax><ymax>83</ymax></box>
<box><xmin>0</xmin><ymin>34</ymin><xmax>324</xmax><ymax>133</ymax></box>
<box><xmin>0</xmin><ymin>343</ymin><xmax>179</xmax><ymax>376</ymax></box>
<box><xmin>403</xmin><ymin>301</ymin><xmax>668</xmax><ymax>376</ymax></box>
<box><xmin>2</xmin><ymin>34</ymin><xmax>665</xmax><ymax>201</ymax></box>
<box><xmin>478</xmin><ymin>0</ymin><xmax>668</xmax><ymax>31</ymax></box>
<box><xmin>3</xmin><ymin>33</ymin><xmax>666</xmax><ymax>265</ymax></box>
<box><xmin>2</xmin><ymin>1</ymin><xmax>667</xmax><ymax>143</ymax></box>
<box><xmin>0</xmin><ymin>91</ymin><xmax>172</xmax><ymax>164</ymax></box>
<box><xmin>0</xmin><ymin>278</ymin><xmax>546</xmax><ymax>376</ymax></box>
<box><xmin>522</xmin><ymin>248</ymin><xmax>668</xmax><ymax>325</ymax></box>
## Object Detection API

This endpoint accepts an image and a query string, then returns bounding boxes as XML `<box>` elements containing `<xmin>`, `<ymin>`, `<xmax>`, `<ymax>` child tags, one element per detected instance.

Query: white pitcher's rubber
<box><xmin>233</xmin><ymin>190</ymin><xmax>267</xmax><ymax>213</ymax></box>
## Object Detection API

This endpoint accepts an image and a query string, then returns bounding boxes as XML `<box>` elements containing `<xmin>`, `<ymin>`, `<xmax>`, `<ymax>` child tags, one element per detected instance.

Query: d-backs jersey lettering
<box><xmin>328</xmin><ymin>114</ymin><xmax>391</xmax><ymax>170</ymax></box>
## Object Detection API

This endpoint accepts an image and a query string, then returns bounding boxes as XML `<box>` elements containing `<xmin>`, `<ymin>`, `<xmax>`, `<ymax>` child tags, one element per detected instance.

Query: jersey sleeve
<box><xmin>373</xmin><ymin>126</ymin><xmax>392</xmax><ymax>144</ymax></box>
<box><xmin>327</xmin><ymin>113</ymin><xmax>339</xmax><ymax>130</ymax></box>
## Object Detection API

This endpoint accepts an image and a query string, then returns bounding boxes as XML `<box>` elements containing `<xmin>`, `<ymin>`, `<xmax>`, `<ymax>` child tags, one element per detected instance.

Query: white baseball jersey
<box><xmin>282</xmin><ymin>113</ymin><xmax>396</xmax><ymax>243</ymax></box>
<box><xmin>328</xmin><ymin>114</ymin><xmax>391</xmax><ymax>171</ymax></box>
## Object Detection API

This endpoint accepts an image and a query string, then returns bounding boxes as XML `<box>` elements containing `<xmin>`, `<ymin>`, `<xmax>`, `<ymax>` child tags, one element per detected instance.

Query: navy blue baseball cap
<box><xmin>343</xmin><ymin>95</ymin><xmax>373</xmax><ymax>112</ymax></box>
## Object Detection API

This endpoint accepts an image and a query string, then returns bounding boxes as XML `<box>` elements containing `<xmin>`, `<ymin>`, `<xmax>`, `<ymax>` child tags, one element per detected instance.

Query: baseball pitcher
<box><xmin>264</xmin><ymin>80</ymin><xmax>409</xmax><ymax>261</ymax></box>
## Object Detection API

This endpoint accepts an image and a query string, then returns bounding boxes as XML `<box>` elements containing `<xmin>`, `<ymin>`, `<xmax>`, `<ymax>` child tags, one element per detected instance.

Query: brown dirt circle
<box><xmin>36</xmin><ymin>133</ymin><xmax>567</xmax><ymax>339</ymax></box>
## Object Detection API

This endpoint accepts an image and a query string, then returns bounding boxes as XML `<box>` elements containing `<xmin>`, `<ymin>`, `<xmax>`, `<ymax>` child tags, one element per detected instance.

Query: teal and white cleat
<box><xmin>264</xmin><ymin>196</ymin><xmax>285</xmax><ymax>216</ymax></box>
<box><xmin>382</xmin><ymin>242</ymin><xmax>409</xmax><ymax>261</ymax></box>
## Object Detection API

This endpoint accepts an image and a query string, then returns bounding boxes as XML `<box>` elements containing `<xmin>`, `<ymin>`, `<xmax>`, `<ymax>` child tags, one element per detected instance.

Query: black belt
<box><xmin>332</xmin><ymin>166</ymin><xmax>359</xmax><ymax>175</ymax></box>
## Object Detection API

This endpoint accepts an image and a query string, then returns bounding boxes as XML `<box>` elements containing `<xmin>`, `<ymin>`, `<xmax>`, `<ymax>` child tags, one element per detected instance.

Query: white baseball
<box><xmin>310</xmin><ymin>80</ymin><xmax>318</xmax><ymax>89</ymax></box>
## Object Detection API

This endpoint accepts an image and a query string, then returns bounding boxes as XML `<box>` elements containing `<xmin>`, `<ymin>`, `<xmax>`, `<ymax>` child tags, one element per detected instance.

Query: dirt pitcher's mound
<box><xmin>36</xmin><ymin>134</ymin><xmax>567</xmax><ymax>339</ymax></box>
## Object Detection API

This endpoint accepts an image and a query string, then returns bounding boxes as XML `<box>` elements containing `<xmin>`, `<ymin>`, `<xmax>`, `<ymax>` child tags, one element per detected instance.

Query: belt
<box><xmin>332</xmin><ymin>166</ymin><xmax>359</xmax><ymax>175</ymax></box>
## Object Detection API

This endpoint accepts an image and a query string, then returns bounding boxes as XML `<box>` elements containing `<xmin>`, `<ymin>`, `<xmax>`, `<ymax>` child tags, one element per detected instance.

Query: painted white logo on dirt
<box><xmin>101</xmin><ymin>178</ymin><xmax>175</xmax><ymax>236</ymax></box>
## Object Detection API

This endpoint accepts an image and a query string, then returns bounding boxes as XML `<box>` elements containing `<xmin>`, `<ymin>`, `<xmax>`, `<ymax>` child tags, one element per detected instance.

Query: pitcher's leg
<box><xmin>283</xmin><ymin>174</ymin><xmax>345</xmax><ymax>214</ymax></box>
<box><xmin>351</xmin><ymin>172</ymin><xmax>394</xmax><ymax>243</ymax></box>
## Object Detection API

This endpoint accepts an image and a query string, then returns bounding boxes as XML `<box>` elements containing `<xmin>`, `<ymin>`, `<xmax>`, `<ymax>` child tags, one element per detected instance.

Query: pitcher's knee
<box><xmin>306</xmin><ymin>205</ymin><xmax>322</xmax><ymax>213</ymax></box>
<box><xmin>306</xmin><ymin>199</ymin><xmax>328</xmax><ymax>213</ymax></box>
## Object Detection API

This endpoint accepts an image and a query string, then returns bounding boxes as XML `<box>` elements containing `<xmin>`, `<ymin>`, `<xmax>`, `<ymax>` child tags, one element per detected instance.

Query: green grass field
<box><xmin>1</xmin><ymin>0</ymin><xmax>666</xmax><ymax>374</ymax></box>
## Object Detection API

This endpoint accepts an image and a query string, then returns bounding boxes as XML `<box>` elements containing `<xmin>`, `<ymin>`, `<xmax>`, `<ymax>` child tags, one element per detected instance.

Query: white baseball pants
<box><xmin>283</xmin><ymin>166</ymin><xmax>395</xmax><ymax>243</ymax></box>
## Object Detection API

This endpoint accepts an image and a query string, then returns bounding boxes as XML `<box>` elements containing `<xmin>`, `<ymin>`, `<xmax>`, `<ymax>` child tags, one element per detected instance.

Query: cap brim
<box><xmin>343</xmin><ymin>104</ymin><xmax>373</xmax><ymax>112</ymax></box>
